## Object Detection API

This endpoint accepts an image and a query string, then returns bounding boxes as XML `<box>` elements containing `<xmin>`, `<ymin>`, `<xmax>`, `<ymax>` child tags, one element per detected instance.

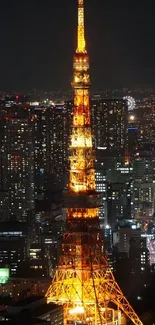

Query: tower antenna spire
<box><xmin>77</xmin><ymin>0</ymin><xmax>86</xmax><ymax>53</ymax></box>
<box><xmin>46</xmin><ymin>1</ymin><xmax>143</xmax><ymax>325</ymax></box>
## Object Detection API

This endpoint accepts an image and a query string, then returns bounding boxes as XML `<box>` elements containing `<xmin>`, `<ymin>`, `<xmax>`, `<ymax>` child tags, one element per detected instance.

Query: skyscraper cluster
<box><xmin>0</xmin><ymin>92</ymin><xmax>155</xmax><ymax>283</ymax></box>
<box><xmin>0</xmin><ymin>98</ymin><xmax>69</xmax><ymax>279</ymax></box>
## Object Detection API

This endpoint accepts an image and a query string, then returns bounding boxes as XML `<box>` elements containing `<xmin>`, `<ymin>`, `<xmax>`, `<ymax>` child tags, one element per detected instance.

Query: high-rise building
<box><xmin>95</xmin><ymin>162</ymin><xmax>107</xmax><ymax>227</ymax></box>
<box><xmin>33</xmin><ymin>103</ymin><xmax>68</xmax><ymax>192</ymax></box>
<box><xmin>33</xmin><ymin>105</ymin><xmax>50</xmax><ymax>192</ymax></box>
<box><xmin>92</xmin><ymin>99</ymin><xmax>130</xmax><ymax>228</ymax></box>
<box><xmin>136</xmin><ymin>104</ymin><xmax>155</xmax><ymax>150</ymax></box>
<box><xmin>107</xmin><ymin>169</ymin><xmax>133</xmax><ymax>229</ymax></box>
<box><xmin>129</xmin><ymin>234</ymin><xmax>150</xmax><ymax>276</ymax></box>
<box><xmin>118</xmin><ymin>226</ymin><xmax>141</xmax><ymax>255</ymax></box>
<box><xmin>133</xmin><ymin>150</ymin><xmax>155</xmax><ymax>219</ymax></box>
<box><xmin>128</xmin><ymin>112</ymin><xmax>138</xmax><ymax>159</ymax></box>
<box><xmin>0</xmin><ymin>220</ymin><xmax>27</xmax><ymax>276</ymax></box>
<box><xmin>49</xmin><ymin>103</ymin><xmax>67</xmax><ymax>190</ymax></box>
<box><xmin>141</xmin><ymin>233</ymin><xmax>155</xmax><ymax>266</ymax></box>
<box><xmin>29</xmin><ymin>243</ymin><xmax>49</xmax><ymax>277</ymax></box>
<box><xmin>0</xmin><ymin>105</ymin><xmax>35</xmax><ymax>221</ymax></box>
<box><xmin>117</xmin><ymin>225</ymin><xmax>150</xmax><ymax>279</ymax></box>
<box><xmin>91</xmin><ymin>98</ymin><xmax>128</xmax><ymax>163</ymax></box>
<box><xmin>127</xmin><ymin>99</ymin><xmax>155</xmax><ymax>154</ymax></box>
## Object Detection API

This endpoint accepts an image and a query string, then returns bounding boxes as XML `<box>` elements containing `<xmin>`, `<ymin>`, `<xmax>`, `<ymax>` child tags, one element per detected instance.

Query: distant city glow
<box><xmin>129</xmin><ymin>115</ymin><xmax>135</xmax><ymax>121</ymax></box>
<box><xmin>29</xmin><ymin>101</ymin><xmax>39</xmax><ymax>106</ymax></box>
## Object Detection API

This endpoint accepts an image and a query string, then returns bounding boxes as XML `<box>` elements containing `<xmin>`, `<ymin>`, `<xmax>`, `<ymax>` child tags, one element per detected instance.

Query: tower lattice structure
<box><xmin>46</xmin><ymin>1</ymin><xmax>143</xmax><ymax>324</ymax></box>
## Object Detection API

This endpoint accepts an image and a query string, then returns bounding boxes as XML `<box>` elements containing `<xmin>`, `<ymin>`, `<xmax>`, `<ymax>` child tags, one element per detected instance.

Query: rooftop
<box><xmin>0</xmin><ymin>316</ymin><xmax>49</xmax><ymax>325</ymax></box>
<box><xmin>13</xmin><ymin>296</ymin><xmax>44</xmax><ymax>307</ymax></box>
<box><xmin>32</xmin><ymin>303</ymin><xmax>62</xmax><ymax>317</ymax></box>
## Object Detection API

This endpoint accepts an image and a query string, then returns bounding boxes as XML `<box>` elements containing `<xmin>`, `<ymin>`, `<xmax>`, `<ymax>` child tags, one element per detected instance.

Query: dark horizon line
<box><xmin>1</xmin><ymin>84</ymin><xmax>155</xmax><ymax>95</ymax></box>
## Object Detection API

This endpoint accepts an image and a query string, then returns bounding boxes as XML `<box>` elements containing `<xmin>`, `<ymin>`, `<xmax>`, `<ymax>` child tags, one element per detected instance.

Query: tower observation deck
<box><xmin>46</xmin><ymin>1</ymin><xmax>143</xmax><ymax>325</ymax></box>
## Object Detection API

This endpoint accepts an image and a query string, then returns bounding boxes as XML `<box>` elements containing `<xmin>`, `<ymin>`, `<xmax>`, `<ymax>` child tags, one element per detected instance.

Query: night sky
<box><xmin>0</xmin><ymin>0</ymin><xmax>155</xmax><ymax>91</ymax></box>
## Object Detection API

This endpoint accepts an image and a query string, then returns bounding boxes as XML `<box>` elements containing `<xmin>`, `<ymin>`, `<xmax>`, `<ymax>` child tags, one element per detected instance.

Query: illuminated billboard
<box><xmin>0</xmin><ymin>268</ymin><xmax>9</xmax><ymax>284</ymax></box>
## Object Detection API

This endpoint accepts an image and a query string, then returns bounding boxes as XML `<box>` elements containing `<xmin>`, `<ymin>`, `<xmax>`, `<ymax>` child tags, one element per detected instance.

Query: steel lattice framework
<box><xmin>46</xmin><ymin>1</ymin><xmax>143</xmax><ymax>325</ymax></box>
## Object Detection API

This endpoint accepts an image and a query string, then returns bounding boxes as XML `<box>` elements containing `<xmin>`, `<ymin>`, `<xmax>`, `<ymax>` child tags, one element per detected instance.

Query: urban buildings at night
<box><xmin>0</xmin><ymin>0</ymin><xmax>155</xmax><ymax>323</ymax></box>
<box><xmin>0</xmin><ymin>105</ymin><xmax>35</xmax><ymax>222</ymax></box>
<box><xmin>31</xmin><ymin>102</ymin><xmax>68</xmax><ymax>193</ymax></box>
<box><xmin>0</xmin><ymin>87</ymin><xmax>155</xmax><ymax>320</ymax></box>
<box><xmin>0</xmin><ymin>88</ymin><xmax>155</xmax><ymax>321</ymax></box>
<box><xmin>91</xmin><ymin>98</ymin><xmax>128</xmax><ymax>164</ymax></box>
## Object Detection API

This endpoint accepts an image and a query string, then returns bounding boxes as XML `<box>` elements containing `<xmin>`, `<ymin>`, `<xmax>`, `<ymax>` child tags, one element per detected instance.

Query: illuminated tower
<box><xmin>46</xmin><ymin>1</ymin><xmax>143</xmax><ymax>324</ymax></box>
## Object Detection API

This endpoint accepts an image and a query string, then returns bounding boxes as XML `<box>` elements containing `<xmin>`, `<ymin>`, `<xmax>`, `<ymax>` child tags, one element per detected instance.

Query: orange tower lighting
<box><xmin>46</xmin><ymin>1</ymin><xmax>143</xmax><ymax>324</ymax></box>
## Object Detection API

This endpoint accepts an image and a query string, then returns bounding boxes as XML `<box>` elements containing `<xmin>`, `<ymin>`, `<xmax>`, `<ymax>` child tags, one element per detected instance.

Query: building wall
<box><xmin>91</xmin><ymin>98</ymin><xmax>128</xmax><ymax>162</ymax></box>
<box><xmin>133</xmin><ymin>152</ymin><xmax>155</xmax><ymax>219</ymax></box>
<box><xmin>0</xmin><ymin>106</ymin><xmax>35</xmax><ymax>221</ymax></box>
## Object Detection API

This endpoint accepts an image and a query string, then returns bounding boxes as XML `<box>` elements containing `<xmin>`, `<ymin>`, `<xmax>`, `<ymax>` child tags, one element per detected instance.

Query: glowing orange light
<box><xmin>76</xmin><ymin>0</ymin><xmax>86</xmax><ymax>53</ymax></box>
<box><xmin>67</xmin><ymin>208</ymin><xmax>98</xmax><ymax>219</ymax></box>
<box><xmin>46</xmin><ymin>1</ymin><xmax>144</xmax><ymax>324</ymax></box>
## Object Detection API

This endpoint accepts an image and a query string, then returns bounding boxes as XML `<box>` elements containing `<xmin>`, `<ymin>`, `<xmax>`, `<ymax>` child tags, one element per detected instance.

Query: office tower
<box><xmin>128</xmin><ymin>110</ymin><xmax>138</xmax><ymax>159</ymax></box>
<box><xmin>95</xmin><ymin>161</ymin><xmax>107</xmax><ymax>227</ymax></box>
<box><xmin>136</xmin><ymin>103</ymin><xmax>155</xmax><ymax>150</ymax></box>
<box><xmin>0</xmin><ymin>105</ymin><xmax>35</xmax><ymax>222</ymax></box>
<box><xmin>141</xmin><ymin>233</ymin><xmax>155</xmax><ymax>266</ymax></box>
<box><xmin>64</xmin><ymin>100</ymin><xmax>74</xmax><ymax>186</ymax></box>
<box><xmin>95</xmin><ymin>161</ymin><xmax>134</xmax><ymax>229</ymax></box>
<box><xmin>92</xmin><ymin>99</ymin><xmax>130</xmax><ymax>227</ymax></box>
<box><xmin>129</xmin><ymin>235</ymin><xmax>149</xmax><ymax>276</ymax></box>
<box><xmin>133</xmin><ymin>150</ymin><xmax>155</xmax><ymax>219</ymax></box>
<box><xmin>49</xmin><ymin>103</ymin><xmax>67</xmax><ymax>190</ymax></box>
<box><xmin>91</xmin><ymin>98</ymin><xmax>128</xmax><ymax>164</ymax></box>
<box><xmin>29</xmin><ymin>243</ymin><xmax>49</xmax><ymax>277</ymax></box>
<box><xmin>128</xmin><ymin>231</ymin><xmax>150</xmax><ymax>294</ymax></box>
<box><xmin>118</xmin><ymin>227</ymin><xmax>141</xmax><ymax>255</ymax></box>
<box><xmin>117</xmin><ymin>223</ymin><xmax>150</xmax><ymax>276</ymax></box>
<box><xmin>107</xmin><ymin>169</ymin><xmax>133</xmax><ymax>230</ymax></box>
<box><xmin>33</xmin><ymin>103</ymin><xmax>67</xmax><ymax>192</ymax></box>
<box><xmin>127</xmin><ymin>98</ymin><xmax>155</xmax><ymax>156</ymax></box>
<box><xmin>0</xmin><ymin>220</ymin><xmax>27</xmax><ymax>276</ymax></box>
<box><xmin>46</xmin><ymin>1</ymin><xmax>143</xmax><ymax>324</ymax></box>
<box><xmin>33</xmin><ymin>105</ymin><xmax>50</xmax><ymax>192</ymax></box>
<box><xmin>104</xmin><ymin>225</ymin><xmax>113</xmax><ymax>251</ymax></box>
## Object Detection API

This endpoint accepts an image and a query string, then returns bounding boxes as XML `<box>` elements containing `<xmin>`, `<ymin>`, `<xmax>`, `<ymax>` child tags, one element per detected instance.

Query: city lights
<box><xmin>1</xmin><ymin>0</ymin><xmax>155</xmax><ymax>322</ymax></box>
<box><xmin>130</xmin><ymin>115</ymin><xmax>135</xmax><ymax>121</ymax></box>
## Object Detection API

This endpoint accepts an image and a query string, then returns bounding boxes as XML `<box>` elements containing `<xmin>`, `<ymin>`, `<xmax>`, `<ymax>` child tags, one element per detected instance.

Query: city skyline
<box><xmin>0</xmin><ymin>0</ymin><xmax>155</xmax><ymax>91</ymax></box>
<box><xmin>0</xmin><ymin>0</ymin><xmax>155</xmax><ymax>323</ymax></box>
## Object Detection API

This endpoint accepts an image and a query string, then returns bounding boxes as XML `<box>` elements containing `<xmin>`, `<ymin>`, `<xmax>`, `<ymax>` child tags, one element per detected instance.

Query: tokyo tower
<box><xmin>46</xmin><ymin>1</ymin><xmax>143</xmax><ymax>324</ymax></box>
